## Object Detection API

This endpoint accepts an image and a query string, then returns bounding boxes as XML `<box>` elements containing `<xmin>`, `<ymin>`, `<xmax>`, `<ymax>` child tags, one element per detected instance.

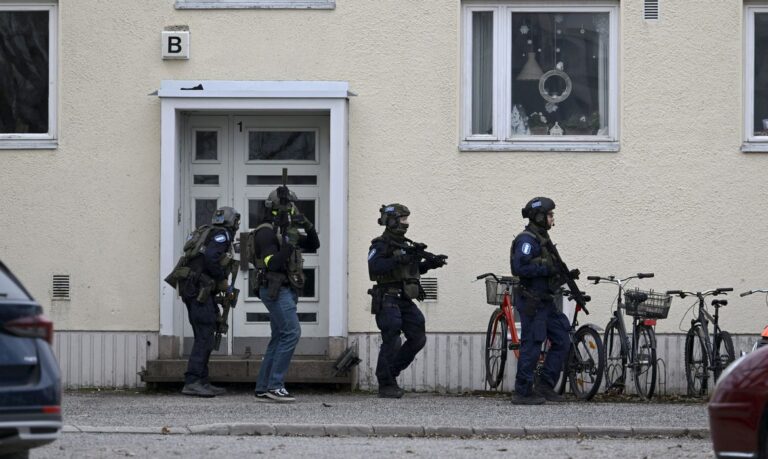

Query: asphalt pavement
<box><xmin>60</xmin><ymin>387</ymin><xmax>710</xmax><ymax>439</ymax></box>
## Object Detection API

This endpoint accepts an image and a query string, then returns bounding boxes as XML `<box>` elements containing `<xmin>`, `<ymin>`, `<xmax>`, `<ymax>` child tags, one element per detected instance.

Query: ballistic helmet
<box><xmin>265</xmin><ymin>186</ymin><xmax>298</xmax><ymax>211</ymax></box>
<box><xmin>522</xmin><ymin>197</ymin><xmax>555</xmax><ymax>229</ymax></box>
<box><xmin>212</xmin><ymin>206</ymin><xmax>241</xmax><ymax>231</ymax></box>
<box><xmin>378</xmin><ymin>203</ymin><xmax>410</xmax><ymax>235</ymax></box>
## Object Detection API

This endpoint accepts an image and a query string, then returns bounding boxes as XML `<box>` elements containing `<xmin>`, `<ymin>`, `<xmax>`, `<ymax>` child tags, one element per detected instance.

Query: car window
<box><xmin>0</xmin><ymin>267</ymin><xmax>32</xmax><ymax>301</ymax></box>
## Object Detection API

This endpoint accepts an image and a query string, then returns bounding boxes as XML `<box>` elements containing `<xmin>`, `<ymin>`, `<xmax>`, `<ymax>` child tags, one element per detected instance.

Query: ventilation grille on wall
<box><xmin>421</xmin><ymin>277</ymin><xmax>438</xmax><ymax>302</ymax></box>
<box><xmin>644</xmin><ymin>0</ymin><xmax>659</xmax><ymax>21</ymax></box>
<box><xmin>52</xmin><ymin>274</ymin><xmax>70</xmax><ymax>300</ymax></box>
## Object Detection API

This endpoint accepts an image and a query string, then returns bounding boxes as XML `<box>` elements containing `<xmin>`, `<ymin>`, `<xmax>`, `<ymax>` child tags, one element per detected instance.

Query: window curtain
<box><xmin>472</xmin><ymin>12</ymin><xmax>493</xmax><ymax>135</ymax></box>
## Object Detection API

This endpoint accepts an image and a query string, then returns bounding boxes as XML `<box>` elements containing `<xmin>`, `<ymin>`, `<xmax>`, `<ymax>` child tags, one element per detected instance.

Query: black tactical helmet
<box><xmin>522</xmin><ymin>197</ymin><xmax>555</xmax><ymax>229</ymax></box>
<box><xmin>265</xmin><ymin>186</ymin><xmax>298</xmax><ymax>211</ymax></box>
<box><xmin>212</xmin><ymin>206</ymin><xmax>241</xmax><ymax>231</ymax></box>
<box><xmin>378</xmin><ymin>203</ymin><xmax>410</xmax><ymax>235</ymax></box>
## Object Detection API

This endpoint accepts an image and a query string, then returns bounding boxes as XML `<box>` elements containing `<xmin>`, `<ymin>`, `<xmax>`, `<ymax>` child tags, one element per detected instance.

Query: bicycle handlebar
<box><xmin>475</xmin><ymin>273</ymin><xmax>499</xmax><ymax>282</ymax></box>
<box><xmin>740</xmin><ymin>289</ymin><xmax>768</xmax><ymax>297</ymax></box>
<box><xmin>637</xmin><ymin>273</ymin><xmax>655</xmax><ymax>279</ymax></box>
<box><xmin>666</xmin><ymin>288</ymin><xmax>733</xmax><ymax>299</ymax></box>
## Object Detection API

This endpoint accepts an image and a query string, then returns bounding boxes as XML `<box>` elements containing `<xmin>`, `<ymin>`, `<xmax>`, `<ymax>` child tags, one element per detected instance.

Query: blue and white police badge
<box><xmin>214</xmin><ymin>233</ymin><xmax>227</xmax><ymax>243</ymax></box>
<box><xmin>367</xmin><ymin>248</ymin><xmax>377</xmax><ymax>260</ymax></box>
<box><xmin>521</xmin><ymin>242</ymin><xmax>532</xmax><ymax>255</ymax></box>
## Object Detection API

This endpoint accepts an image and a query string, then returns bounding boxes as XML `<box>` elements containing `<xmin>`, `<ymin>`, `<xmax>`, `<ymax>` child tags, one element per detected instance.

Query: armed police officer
<box><xmin>165</xmin><ymin>206</ymin><xmax>240</xmax><ymax>398</ymax></box>
<box><xmin>368</xmin><ymin>204</ymin><xmax>447</xmax><ymax>398</ymax></box>
<box><xmin>248</xmin><ymin>184</ymin><xmax>319</xmax><ymax>403</ymax></box>
<box><xmin>510</xmin><ymin>197</ymin><xmax>571</xmax><ymax>405</ymax></box>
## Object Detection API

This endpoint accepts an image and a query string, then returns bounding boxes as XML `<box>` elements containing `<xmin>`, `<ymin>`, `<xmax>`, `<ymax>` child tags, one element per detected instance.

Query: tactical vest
<box><xmin>164</xmin><ymin>225</ymin><xmax>218</xmax><ymax>291</ymax></box>
<box><xmin>248</xmin><ymin>222</ymin><xmax>305</xmax><ymax>292</ymax></box>
<box><xmin>511</xmin><ymin>230</ymin><xmax>555</xmax><ymax>276</ymax></box>
<box><xmin>369</xmin><ymin>236</ymin><xmax>421</xmax><ymax>300</ymax></box>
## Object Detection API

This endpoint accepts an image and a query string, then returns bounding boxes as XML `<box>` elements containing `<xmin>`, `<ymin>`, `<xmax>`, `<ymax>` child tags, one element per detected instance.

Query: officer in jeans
<box><xmin>249</xmin><ymin>185</ymin><xmax>319</xmax><ymax>403</ymax></box>
<box><xmin>167</xmin><ymin>206</ymin><xmax>240</xmax><ymax>398</ymax></box>
<box><xmin>368</xmin><ymin>204</ymin><xmax>447</xmax><ymax>398</ymax></box>
<box><xmin>510</xmin><ymin>197</ymin><xmax>570</xmax><ymax>405</ymax></box>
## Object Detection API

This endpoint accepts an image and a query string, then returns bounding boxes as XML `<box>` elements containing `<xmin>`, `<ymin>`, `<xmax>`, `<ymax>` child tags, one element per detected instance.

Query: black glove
<box><xmin>293</xmin><ymin>214</ymin><xmax>313</xmax><ymax>231</ymax></box>
<box><xmin>284</xmin><ymin>227</ymin><xmax>300</xmax><ymax>247</ymax></box>
<box><xmin>569</xmin><ymin>269</ymin><xmax>581</xmax><ymax>280</ymax></box>
<box><xmin>426</xmin><ymin>255</ymin><xmax>448</xmax><ymax>269</ymax></box>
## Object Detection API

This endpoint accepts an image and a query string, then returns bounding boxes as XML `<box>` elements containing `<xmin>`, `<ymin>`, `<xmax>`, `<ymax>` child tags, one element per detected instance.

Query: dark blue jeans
<box><xmin>514</xmin><ymin>302</ymin><xmax>570</xmax><ymax>396</ymax></box>
<box><xmin>183</xmin><ymin>296</ymin><xmax>218</xmax><ymax>385</ymax></box>
<box><xmin>255</xmin><ymin>286</ymin><xmax>301</xmax><ymax>391</ymax></box>
<box><xmin>375</xmin><ymin>295</ymin><xmax>426</xmax><ymax>387</ymax></box>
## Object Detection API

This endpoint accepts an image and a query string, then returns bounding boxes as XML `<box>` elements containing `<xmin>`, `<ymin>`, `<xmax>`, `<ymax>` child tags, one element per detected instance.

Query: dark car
<box><xmin>0</xmin><ymin>261</ymin><xmax>61</xmax><ymax>459</ymax></box>
<box><xmin>709</xmin><ymin>345</ymin><xmax>768</xmax><ymax>459</ymax></box>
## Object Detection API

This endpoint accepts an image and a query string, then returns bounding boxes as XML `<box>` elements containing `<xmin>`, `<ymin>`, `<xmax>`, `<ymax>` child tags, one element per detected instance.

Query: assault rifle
<box><xmin>213</xmin><ymin>265</ymin><xmax>239</xmax><ymax>351</ymax></box>
<box><xmin>393</xmin><ymin>238</ymin><xmax>448</xmax><ymax>268</ymax></box>
<box><xmin>276</xmin><ymin>168</ymin><xmax>292</xmax><ymax>236</ymax></box>
<box><xmin>544</xmin><ymin>240</ymin><xmax>590</xmax><ymax>314</ymax></box>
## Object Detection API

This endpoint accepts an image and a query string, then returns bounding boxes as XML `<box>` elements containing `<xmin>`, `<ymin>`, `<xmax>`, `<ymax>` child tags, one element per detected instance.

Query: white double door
<box><xmin>182</xmin><ymin>113</ymin><xmax>329</xmax><ymax>355</ymax></box>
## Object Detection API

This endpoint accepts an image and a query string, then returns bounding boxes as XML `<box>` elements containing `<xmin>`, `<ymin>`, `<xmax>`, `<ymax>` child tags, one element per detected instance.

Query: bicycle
<box><xmin>477</xmin><ymin>272</ymin><xmax>605</xmax><ymax>400</ymax></box>
<box><xmin>666</xmin><ymin>287</ymin><xmax>735</xmax><ymax>396</ymax></box>
<box><xmin>740</xmin><ymin>288</ymin><xmax>768</xmax><ymax>352</ymax></box>
<box><xmin>588</xmin><ymin>272</ymin><xmax>669</xmax><ymax>400</ymax></box>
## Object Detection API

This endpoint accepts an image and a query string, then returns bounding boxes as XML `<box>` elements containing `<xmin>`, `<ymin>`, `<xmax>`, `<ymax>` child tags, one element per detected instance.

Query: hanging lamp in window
<box><xmin>517</xmin><ymin>23</ymin><xmax>543</xmax><ymax>81</ymax></box>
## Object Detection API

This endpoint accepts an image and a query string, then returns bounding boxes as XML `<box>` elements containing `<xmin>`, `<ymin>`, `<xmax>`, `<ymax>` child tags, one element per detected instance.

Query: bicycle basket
<box><xmin>623</xmin><ymin>288</ymin><xmax>672</xmax><ymax>319</ymax></box>
<box><xmin>485</xmin><ymin>276</ymin><xmax>518</xmax><ymax>306</ymax></box>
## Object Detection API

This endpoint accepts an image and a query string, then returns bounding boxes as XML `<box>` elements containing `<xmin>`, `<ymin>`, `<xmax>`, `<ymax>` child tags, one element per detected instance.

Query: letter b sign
<box><xmin>162</xmin><ymin>31</ymin><xmax>190</xmax><ymax>60</ymax></box>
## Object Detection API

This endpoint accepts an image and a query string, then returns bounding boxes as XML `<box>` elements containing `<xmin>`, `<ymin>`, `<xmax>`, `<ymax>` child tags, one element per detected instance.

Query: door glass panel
<box><xmin>248</xmin><ymin>131</ymin><xmax>316</xmax><ymax>161</ymax></box>
<box><xmin>246</xmin><ymin>312</ymin><xmax>317</xmax><ymax>323</ymax></box>
<box><xmin>247</xmin><ymin>175</ymin><xmax>317</xmax><ymax>185</ymax></box>
<box><xmin>194</xmin><ymin>175</ymin><xmax>219</xmax><ymax>185</ymax></box>
<box><xmin>195</xmin><ymin>199</ymin><xmax>218</xmax><ymax>228</ymax></box>
<box><xmin>195</xmin><ymin>131</ymin><xmax>218</xmax><ymax>160</ymax></box>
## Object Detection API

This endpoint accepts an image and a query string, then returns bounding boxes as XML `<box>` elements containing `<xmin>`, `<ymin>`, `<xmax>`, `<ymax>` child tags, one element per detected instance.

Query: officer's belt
<box><xmin>376</xmin><ymin>282</ymin><xmax>404</xmax><ymax>295</ymax></box>
<box><xmin>519</xmin><ymin>286</ymin><xmax>554</xmax><ymax>303</ymax></box>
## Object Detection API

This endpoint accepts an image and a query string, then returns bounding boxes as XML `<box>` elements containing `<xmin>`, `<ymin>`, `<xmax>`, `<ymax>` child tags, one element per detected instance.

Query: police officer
<box><xmin>510</xmin><ymin>197</ymin><xmax>570</xmax><ymax>405</ymax></box>
<box><xmin>249</xmin><ymin>185</ymin><xmax>319</xmax><ymax>403</ymax></box>
<box><xmin>368</xmin><ymin>204</ymin><xmax>447</xmax><ymax>398</ymax></box>
<box><xmin>169</xmin><ymin>207</ymin><xmax>240</xmax><ymax>398</ymax></box>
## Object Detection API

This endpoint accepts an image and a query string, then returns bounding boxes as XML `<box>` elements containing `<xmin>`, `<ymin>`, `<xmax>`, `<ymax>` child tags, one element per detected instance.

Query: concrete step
<box><xmin>141</xmin><ymin>356</ymin><xmax>353</xmax><ymax>384</ymax></box>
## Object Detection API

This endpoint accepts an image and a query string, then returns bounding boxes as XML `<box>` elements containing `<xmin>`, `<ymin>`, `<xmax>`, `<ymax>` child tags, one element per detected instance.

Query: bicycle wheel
<box><xmin>485</xmin><ymin>308</ymin><xmax>508</xmax><ymax>389</ymax></box>
<box><xmin>632</xmin><ymin>324</ymin><xmax>657</xmax><ymax>400</ymax></box>
<box><xmin>684</xmin><ymin>325</ymin><xmax>709</xmax><ymax>396</ymax></box>
<box><xmin>713</xmin><ymin>330</ymin><xmax>736</xmax><ymax>382</ymax></box>
<box><xmin>603</xmin><ymin>319</ymin><xmax>627</xmax><ymax>393</ymax></box>
<box><xmin>567</xmin><ymin>326</ymin><xmax>605</xmax><ymax>400</ymax></box>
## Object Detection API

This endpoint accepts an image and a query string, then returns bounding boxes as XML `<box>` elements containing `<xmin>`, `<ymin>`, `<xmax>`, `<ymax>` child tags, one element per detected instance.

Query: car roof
<box><xmin>0</xmin><ymin>260</ymin><xmax>34</xmax><ymax>302</ymax></box>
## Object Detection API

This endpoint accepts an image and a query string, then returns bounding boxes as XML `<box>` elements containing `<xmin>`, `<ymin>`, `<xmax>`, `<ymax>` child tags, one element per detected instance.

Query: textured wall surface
<box><xmin>0</xmin><ymin>1</ymin><xmax>765</xmax><ymax>336</ymax></box>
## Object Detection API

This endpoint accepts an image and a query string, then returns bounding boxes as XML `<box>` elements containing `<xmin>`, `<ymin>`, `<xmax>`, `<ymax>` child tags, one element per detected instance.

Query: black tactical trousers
<box><xmin>375</xmin><ymin>295</ymin><xmax>426</xmax><ymax>387</ymax></box>
<box><xmin>183</xmin><ymin>296</ymin><xmax>218</xmax><ymax>385</ymax></box>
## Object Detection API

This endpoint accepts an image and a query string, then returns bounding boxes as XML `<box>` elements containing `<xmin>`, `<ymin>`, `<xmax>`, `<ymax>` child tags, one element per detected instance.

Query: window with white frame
<box><xmin>746</xmin><ymin>6</ymin><xmax>768</xmax><ymax>146</ymax></box>
<box><xmin>461</xmin><ymin>3</ymin><xmax>618</xmax><ymax>151</ymax></box>
<box><xmin>0</xmin><ymin>2</ymin><xmax>57</xmax><ymax>149</ymax></box>
<box><xmin>175</xmin><ymin>0</ymin><xmax>334</xmax><ymax>9</ymax></box>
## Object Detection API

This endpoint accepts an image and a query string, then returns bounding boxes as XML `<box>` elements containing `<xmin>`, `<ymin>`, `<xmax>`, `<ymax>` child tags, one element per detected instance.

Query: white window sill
<box><xmin>459</xmin><ymin>141</ymin><xmax>619</xmax><ymax>153</ymax></box>
<box><xmin>0</xmin><ymin>139</ymin><xmax>58</xmax><ymax>150</ymax></box>
<box><xmin>175</xmin><ymin>1</ymin><xmax>335</xmax><ymax>9</ymax></box>
<box><xmin>741</xmin><ymin>142</ymin><xmax>768</xmax><ymax>153</ymax></box>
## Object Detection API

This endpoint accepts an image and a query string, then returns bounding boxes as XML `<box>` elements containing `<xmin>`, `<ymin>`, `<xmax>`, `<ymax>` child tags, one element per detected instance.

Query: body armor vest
<box><xmin>249</xmin><ymin>222</ymin><xmax>305</xmax><ymax>291</ymax></box>
<box><xmin>369</xmin><ymin>236</ymin><xmax>421</xmax><ymax>300</ymax></box>
<box><xmin>164</xmin><ymin>225</ymin><xmax>221</xmax><ymax>291</ymax></box>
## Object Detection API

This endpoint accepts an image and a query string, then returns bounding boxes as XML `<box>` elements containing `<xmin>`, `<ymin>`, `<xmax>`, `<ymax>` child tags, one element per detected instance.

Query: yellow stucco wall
<box><xmin>0</xmin><ymin>1</ymin><xmax>766</xmax><ymax>335</ymax></box>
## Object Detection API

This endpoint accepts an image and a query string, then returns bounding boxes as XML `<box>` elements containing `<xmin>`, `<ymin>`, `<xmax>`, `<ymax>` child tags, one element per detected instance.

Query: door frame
<box><xmin>157</xmin><ymin>81</ymin><xmax>350</xmax><ymax>356</ymax></box>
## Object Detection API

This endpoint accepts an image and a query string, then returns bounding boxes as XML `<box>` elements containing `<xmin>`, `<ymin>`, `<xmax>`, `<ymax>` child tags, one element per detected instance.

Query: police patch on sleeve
<box><xmin>214</xmin><ymin>234</ymin><xmax>227</xmax><ymax>243</ymax></box>
<box><xmin>521</xmin><ymin>242</ymin><xmax>532</xmax><ymax>255</ymax></box>
<box><xmin>367</xmin><ymin>248</ymin><xmax>377</xmax><ymax>261</ymax></box>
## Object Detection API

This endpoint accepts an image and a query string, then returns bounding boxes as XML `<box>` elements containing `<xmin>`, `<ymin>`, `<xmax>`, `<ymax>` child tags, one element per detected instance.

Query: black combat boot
<box><xmin>534</xmin><ymin>382</ymin><xmax>565</xmax><ymax>402</ymax></box>
<box><xmin>378</xmin><ymin>383</ymin><xmax>404</xmax><ymax>399</ymax></box>
<box><xmin>511</xmin><ymin>392</ymin><xmax>546</xmax><ymax>405</ymax></box>
<box><xmin>181</xmin><ymin>381</ymin><xmax>216</xmax><ymax>398</ymax></box>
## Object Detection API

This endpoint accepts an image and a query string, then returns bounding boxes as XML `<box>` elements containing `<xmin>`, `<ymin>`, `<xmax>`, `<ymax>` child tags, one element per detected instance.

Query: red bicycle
<box><xmin>477</xmin><ymin>273</ymin><xmax>520</xmax><ymax>389</ymax></box>
<box><xmin>476</xmin><ymin>273</ymin><xmax>605</xmax><ymax>400</ymax></box>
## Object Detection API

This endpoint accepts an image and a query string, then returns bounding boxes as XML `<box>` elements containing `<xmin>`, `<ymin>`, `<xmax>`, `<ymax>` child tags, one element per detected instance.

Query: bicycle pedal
<box><xmin>509</xmin><ymin>343</ymin><xmax>520</xmax><ymax>350</ymax></box>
